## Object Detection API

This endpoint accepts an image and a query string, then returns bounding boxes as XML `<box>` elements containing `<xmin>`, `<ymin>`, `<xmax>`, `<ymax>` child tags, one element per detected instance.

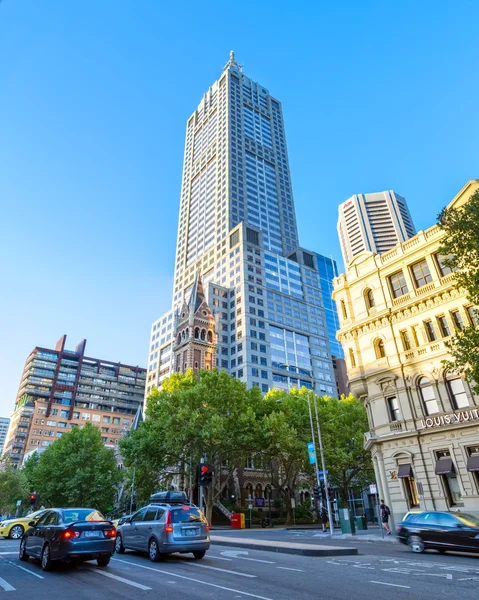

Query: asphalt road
<box><xmin>1</xmin><ymin>536</ymin><xmax>478</xmax><ymax>599</ymax></box>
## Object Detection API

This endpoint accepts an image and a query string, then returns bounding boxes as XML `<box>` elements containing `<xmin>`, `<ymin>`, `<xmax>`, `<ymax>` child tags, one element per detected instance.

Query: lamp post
<box><xmin>278</xmin><ymin>363</ymin><xmax>334</xmax><ymax>535</ymax></box>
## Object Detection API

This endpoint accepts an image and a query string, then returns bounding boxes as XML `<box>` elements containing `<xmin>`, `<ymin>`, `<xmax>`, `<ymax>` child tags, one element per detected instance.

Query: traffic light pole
<box><xmin>313</xmin><ymin>395</ymin><xmax>334</xmax><ymax>536</ymax></box>
<box><xmin>307</xmin><ymin>394</ymin><xmax>322</xmax><ymax>518</ymax></box>
<box><xmin>198</xmin><ymin>457</ymin><xmax>204</xmax><ymax>514</ymax></box>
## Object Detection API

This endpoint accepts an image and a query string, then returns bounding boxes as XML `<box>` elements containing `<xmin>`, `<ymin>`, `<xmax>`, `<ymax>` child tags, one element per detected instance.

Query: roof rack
<box><xmin>149</xmin><ymin>491</ymin><xmax>189</xmax><ymax>505</ymax></box>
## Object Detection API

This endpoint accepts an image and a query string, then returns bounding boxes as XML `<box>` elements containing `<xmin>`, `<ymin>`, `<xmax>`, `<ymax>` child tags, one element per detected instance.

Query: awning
<box><xmin>397</xmin><ymin>464</ymin><xmax>413</xmax><ymax>478</ymax></box>
<box><xmin>466</xmin><ymin>455</ymin><xmax>479</xmax><ymax>472</ymax></box>
<box><xmin>435</xmin><ymin>458</ymin><xmax>456</xmax><ymax>476</ymax></box>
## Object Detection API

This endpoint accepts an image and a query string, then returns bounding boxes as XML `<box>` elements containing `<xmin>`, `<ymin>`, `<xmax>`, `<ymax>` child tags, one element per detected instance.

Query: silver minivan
<box><xmin>115</xmin><ymin>504</ymin><xmax>210</xmax><ymax>561</ymax></box>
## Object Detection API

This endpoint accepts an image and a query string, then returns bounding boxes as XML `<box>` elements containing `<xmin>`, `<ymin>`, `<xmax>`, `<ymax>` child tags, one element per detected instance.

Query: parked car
<box><xmin>19</xmin><ymin>508</ymin><xmax>116</xmax><ymax>570</ymax></box>
<box><xmin>0</xmin><ymin>509</ymin><xmax>48</xmax><ymax>540</ymax></box>
<box><xmin>396</xmin><ymin>510</ymin><xmax>479</xmax><ymax>554</ymax></box>
<box><xmin>116</xmin><ymin>502</ymin><xmax>210</xmax><ymax>561</ymax></box>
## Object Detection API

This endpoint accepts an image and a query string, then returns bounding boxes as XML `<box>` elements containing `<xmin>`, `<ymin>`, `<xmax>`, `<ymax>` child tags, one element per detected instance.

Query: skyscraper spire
<box><xmin>223</xmin><ymin>50</ymin><xmax>242</xmax><ymax>72</ymax></box>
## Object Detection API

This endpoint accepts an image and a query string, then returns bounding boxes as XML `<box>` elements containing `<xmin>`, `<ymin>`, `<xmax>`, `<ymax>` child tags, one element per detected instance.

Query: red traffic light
<box><xmin>201</xmin><ymin>466</ymin><xmax>209</xmax><ymax>473</ymax></box>
<box><xmin>30</xmin><ymin>494</ymin><xmax>36</xmax><ymax>500</ymax></box>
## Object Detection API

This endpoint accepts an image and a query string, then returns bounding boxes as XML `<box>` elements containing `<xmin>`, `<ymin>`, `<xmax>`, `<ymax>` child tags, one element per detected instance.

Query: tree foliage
<box><xmin>0</xmin><ymin>457</ymin><xmax>28</xmax><ymax>516</ymax></box>
<box><xmin>438</xmin><ymin>190</ymin><xmax>479</xmax><ymax>390</ymax></box>
<box><xmin>24</xmin><ymin>423</ymin><xmax>121</xmax><ymax>513</ymax></box>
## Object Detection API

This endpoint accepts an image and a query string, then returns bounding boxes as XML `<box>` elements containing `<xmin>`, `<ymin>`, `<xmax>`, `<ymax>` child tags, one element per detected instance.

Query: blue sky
<box><xmin>0</xmin><ymin>0</ymin><xmax>478</xmax><ymax>416</ymax></box>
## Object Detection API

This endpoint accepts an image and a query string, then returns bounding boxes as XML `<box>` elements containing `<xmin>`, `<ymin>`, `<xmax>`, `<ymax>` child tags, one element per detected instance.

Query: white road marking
<box><xmin>188</xmin><ymin>563</ymin><xmax>257</xmax><ymax>578</ymax></box>
<box><xmin>220</xmin><ymin>551</ymin><xmax>275</xmax><ymax>564</ymax></box>
<box><xmin>207</xmin><ymin>555</ymin><xmax>233</xmax><ymax>561</ymax></box>
<box><xmin>88</xmin><ymin>568</ymin><xmax>152</xmax><ymax>590</ymax></box>
<box><xmin>371</xmin><ymin>581</ymin><xmax>411</xmax><ymax>589</ymax></box>
<box><xmin>0</xmin><ymin>576</ymin><xmax>15</xmax><ymax>592</ymax></box>
<box><xmin>0</xmin><ymin>552</ymin><xmax>17</xmax><ymax>555</ymax></box>
<box><xmin>113</xmin><ymin>558</ymin><xmax>275</xmax><ymax>600</ymax></box>
<box><xmin>277</xmin><ymin>567</ymin><xmax>305</xmax><ymax>572</ymax></box>
<box><xmin>5</xmin><ymin>561</ymin><xmax>44</xmax><ymax>579</ymax></box>
<box><xmin>458</xmin><ymin>577</ymin><xmax>479</xmax><ymax>581</ymax></box>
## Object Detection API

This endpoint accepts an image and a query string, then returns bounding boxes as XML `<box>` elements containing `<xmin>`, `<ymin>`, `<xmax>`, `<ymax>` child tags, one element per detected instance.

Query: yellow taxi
<box><xmin>0</xmin><ymin>509</ymin><xmax>48</xmax><ymax>539</ymax></box>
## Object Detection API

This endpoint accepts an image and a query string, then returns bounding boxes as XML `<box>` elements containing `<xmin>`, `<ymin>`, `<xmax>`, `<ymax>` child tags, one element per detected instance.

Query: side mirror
<box><xmin>456</xmin><ymin>523</ymin><xmax>465</xmax><ymax>529</ymax></box>
<box><xmin>28</xmin><ymin>521</ymin><xmax>36</xmax><ymax>526</ymax></box>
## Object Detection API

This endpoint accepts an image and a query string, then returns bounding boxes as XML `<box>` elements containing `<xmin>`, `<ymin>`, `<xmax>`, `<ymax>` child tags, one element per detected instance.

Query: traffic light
<box><xmin>327</xmin><ymin>487</ymin><xmax>334</xmax><ymax>500</ymax></box>
<box><xmin>29</xmin><ymin>493</ymin><xmax>37</xmax><ymax>509</ymax></box>
<box><xmin>313</xmin><ymin>486</ymin><xmax>320</xmax><ymax>501</ymax></box>
<box><xmin>197</xmin><ymin>463</ymin><xmax>214</xmax><ymax>487</ymax></box>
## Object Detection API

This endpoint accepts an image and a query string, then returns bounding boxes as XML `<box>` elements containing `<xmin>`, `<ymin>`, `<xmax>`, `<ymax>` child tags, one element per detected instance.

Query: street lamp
<box><xmin>277</xmin><ymin>364</ymin><xmax>334</xmax><ymax>536</ymax></box>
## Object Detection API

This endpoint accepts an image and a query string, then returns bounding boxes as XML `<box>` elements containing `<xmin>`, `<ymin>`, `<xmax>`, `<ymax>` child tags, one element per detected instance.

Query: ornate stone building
<box><xmin>333</xmin><ymin>180</ymin><xmax>479</xmax><ymax>524</ymax></box>
<box><xmin>173</xmin><ymin>273</ymin><xmax>217</xmax><ymax>374</ymax></box>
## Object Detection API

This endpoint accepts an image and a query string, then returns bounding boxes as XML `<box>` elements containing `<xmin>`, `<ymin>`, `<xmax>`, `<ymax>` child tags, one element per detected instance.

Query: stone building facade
<box><xmin>333</xmin><ymin>180</ymin><xmax>479</xmax><ymax>524</ymax></box>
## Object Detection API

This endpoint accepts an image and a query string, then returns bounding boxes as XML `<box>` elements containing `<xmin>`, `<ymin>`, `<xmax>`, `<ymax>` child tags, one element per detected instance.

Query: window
<box><xmin>374</xmin><ymin>339</ymin><xmax>386</xmax><ymax>359</ymax></box>
<box><xmin>450</xmin><ymin>310</ymin><xmax>465</xmax><ymax>331</ymax></box>
<box><xmin>348</xmin><ymin>348</ymin><xmax>356</xmax><ymax>368</ymax></box>
<box><xmin>400</xmin><ymin>330</ymin><xmax>412</xmax><ymax>351</ymax></box>
<box><xmin>435</xmin><ymin>450</ymin><xmax>462</xmax><ymax>506</ymax></box>
<box><xmin>424</xmin><ymin>321</ymin><xmax>437</xmax><ymax>342</ymax></box>
<box><xmin>418</xmin><ymin>376</ymin><xmax>439</xmax><ymax>415</ymax></box>
<box><xmin>365</xmin><ymin>288</ymin><xmax>375</xmax><ymax>310</ymax></box>
<box><xmin>389</xmin><ymin>271</ymin><xmax>409</xmax><ymax>298</ymax></box>
<box><xmin>387</xmin><ymin>397</ymin><xmax>401</xmax><ymax>422</ymax></box>
<box><xmin>466</xmin><ymin>306</ymin><xmax>479</xmax><ymax>327</ymax></box>
<box><xmin>411</xmin><ymin>259</ymin><xmax>433</xmax><ymax>288</ymax></box>
<box><xmin>436</xmin><ymin>253</ymin><xmax>457</xmax><ymax>277</ymax></box>
<box><xmin>437</xmin><ymin>315</ymin><xmax>451</xmax><ymax>337</ymax></box>
<box><xmin>447</xmin><ymin>377</ymin><xmax>469</xmax><ymax>409</ymax></box>
<box><xmin>340</xmin><ymin>300</ymin><xmax>348</xmax><ymax>319</ymax></box>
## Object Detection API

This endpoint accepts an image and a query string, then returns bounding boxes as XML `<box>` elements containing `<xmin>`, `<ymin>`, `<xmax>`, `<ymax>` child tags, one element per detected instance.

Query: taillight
<box><xmin>164</xmin><ymin>511</ymin><xmax>173</xmax><ymax>533</ymax></box>
<box><xmin>61</xmin><ymin>530</ymin><xmax>80</xmax><ymax>540</ymax></box>
<box><xmin>206</xmin><ymin>524</ymin><xmax>210</xmax><ymax>531</ymax></box>
<box><xmin>103</xmin><ymin>529</ymin><xmax>116</xmax><ymax>538</ymax></box>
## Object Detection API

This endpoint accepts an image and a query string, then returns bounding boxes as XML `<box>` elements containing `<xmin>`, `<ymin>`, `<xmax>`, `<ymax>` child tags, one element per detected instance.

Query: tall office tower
<box><xmin>145</xmin><ymin>54</ymin><xmax>336</xmax><ymax>401</ymax></box>
<box><xmin>337</xmin><ymin>191</ymin><xmax>416</xmax><ymax>267</ymax></box>
<box><xmin>0</xmin><ymin>417</ymin><xmax>10</xmax><ymax>456</ymax></box>
<box><xmin>4</xmin><ymin>335</ymin><xmax>146</xmax><ymax>467</ymax></box>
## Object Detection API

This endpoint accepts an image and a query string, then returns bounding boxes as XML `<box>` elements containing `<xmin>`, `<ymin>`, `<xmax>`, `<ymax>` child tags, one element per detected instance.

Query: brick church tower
<box><xmin>173</xmin><ymin>273</ymin><xmax>217</xmax><ymax>374</ymax></box>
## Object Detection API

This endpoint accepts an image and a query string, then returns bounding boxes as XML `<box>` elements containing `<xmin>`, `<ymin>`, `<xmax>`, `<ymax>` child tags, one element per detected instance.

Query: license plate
<box><xmin>84</xmin><ymin>531</ymin><xmax>101</xmax><ymax>538</ymax></box>
<box><xmin>183</xmin><ymin>528</ymin><xmax>199</xmax><ymax>537</ymax></box>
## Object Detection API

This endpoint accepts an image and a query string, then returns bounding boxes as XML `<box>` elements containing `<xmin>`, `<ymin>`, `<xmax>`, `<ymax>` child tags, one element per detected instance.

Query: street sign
<box><xmin>369</xmin><ymin>484</ymin><xmax>377</xmax><ymax>495</ymax></box>
<box><xmin>307</xmin><ymin>442</ymin><xmax>316</xmax><ymax>464</ymax></box>
<box><xmin>255</xmin><ymin>498</ymin><xmax>265</xmax><ymax>507</ymax></box>
<box><xmin>248</xmin><ymin>504</ymin><xmax>253</xmax><ymax>510</ymax></box>
<box><xmin>318</xmin><ymin>470</ymin><xmax>328</xmax><ymax>475</ymax></box>
<box><xmin>291</xmin><ymin>499</ymin><xmax>296</xmax><ymax>508</ymax></box>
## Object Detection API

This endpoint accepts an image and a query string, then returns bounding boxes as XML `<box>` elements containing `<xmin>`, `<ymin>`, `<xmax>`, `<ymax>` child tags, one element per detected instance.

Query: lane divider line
<box><xmin>88</xmin><ymin>567</ymin><xmax>152</xmax><ymax>590</ymax></box>
<box><xmin>276</xmin><ymin>567</ymin><xmax>305</xmax><ymax>572</ymax></box>
<box><xmin>0</xmin><ymin>576</ymin><xmax>15</xmax><ymax>592</ymax></box>
<box><xmin>5</xmin><ymin>560</ymin><xmax>44</xmax><ymax>579</ymax></box>
<box><xmin>112</xmin><ymin>558</ymin><xmax>275</xmax><ymax>600</ymax></box>
<box><xmin>371</xmin><ymin>581</ymin><xmax>411</xmax><ymax>589</ymax></box>
<box><xmin>188</xmin><ymin>563</ymin><xmax>257</xmax><ymax>578</ymax></box>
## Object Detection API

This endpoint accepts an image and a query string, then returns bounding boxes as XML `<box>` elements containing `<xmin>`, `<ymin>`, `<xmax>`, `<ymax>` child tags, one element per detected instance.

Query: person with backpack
<box><xmin>380</xmin><ymin>499</ymin><xmax>391</xmax><ymax>534</ymax></box>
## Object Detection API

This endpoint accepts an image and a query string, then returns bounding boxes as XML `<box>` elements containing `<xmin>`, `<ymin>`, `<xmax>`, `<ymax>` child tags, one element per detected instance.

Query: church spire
<box><xmin>188</xmin><ymin>271</ymin><xmax>206</xmax><ymax>313</ymax></box>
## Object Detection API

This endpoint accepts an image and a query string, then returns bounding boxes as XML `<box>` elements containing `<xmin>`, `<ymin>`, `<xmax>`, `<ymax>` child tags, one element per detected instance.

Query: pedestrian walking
<box><xmin>320</xmin><ymin>505</ymin><xmax>329</xmax><ymax>532</ymax></box>
<box><xmin>380</xmin><ymin>499</ymin><xmax>391</xmax><ymax>534</ymax></box>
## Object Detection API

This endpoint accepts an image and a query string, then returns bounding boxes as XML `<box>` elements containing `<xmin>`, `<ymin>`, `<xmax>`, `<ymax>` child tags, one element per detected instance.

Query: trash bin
<box><xmin>231</xmin><ymin>513</ymin><xmax>245</xmax><ymax>529</ymax></box>
<box><xmin>339</xmin><ymin>508</ymin><xmax>356</xmax><ymax>534</ymax></box>
<box><xmin>354</xmin><ymin>515</ymin><xmax>368</xmax><ymax>530</ymax></box>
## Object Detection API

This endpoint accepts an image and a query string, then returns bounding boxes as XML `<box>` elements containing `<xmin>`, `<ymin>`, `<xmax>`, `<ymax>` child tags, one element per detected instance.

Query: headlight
<box><xmin>0</xmin><ymin>522</ymin><xmax>5</xmax><ymax>527</ymax></box>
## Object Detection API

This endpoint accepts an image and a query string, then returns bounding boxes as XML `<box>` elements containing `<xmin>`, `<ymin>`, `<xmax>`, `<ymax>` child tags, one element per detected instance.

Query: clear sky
<box><xmin>1</xmin><ymin>0</ymin><xmax>478</xmax><ymax>416</ymax></box>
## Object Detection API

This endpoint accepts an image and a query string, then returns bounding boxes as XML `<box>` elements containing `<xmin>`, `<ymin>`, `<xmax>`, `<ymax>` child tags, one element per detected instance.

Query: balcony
<box><xmin>15</xmin><ymin>432</ymin><xmax>27</xmax><ymax>439</ymax></box>
<box><xmin>12</xmin><ymin>442</ymin><xmax>25</xmax><ymax>449</ymax></box>
<box><xmin>389</xmin><ymin>421</ymin><xmax>406</xmax><ymax>433</ymax></box>
<box><xmin>392</xmin><ymin>293</ymin><xmax>411</xmax><ymax>306</ymax></box>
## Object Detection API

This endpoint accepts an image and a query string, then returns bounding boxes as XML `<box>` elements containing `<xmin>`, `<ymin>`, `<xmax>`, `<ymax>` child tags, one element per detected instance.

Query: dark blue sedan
<box><xmin>19</xmin><ymin>508</ymin><xmax>116</xmax><ymax>570</ymax></box>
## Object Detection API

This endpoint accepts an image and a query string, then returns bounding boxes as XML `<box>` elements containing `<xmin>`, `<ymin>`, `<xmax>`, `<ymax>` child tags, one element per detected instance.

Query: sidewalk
<box><xmin>288</xmin><ymin>525</ymin><xmax>397</xmax><ymax>544</ymax></box>
<box><xmin>211</xmin><ymin>534</ymin><xmax>359</xmax><ymax>557</ymax></box>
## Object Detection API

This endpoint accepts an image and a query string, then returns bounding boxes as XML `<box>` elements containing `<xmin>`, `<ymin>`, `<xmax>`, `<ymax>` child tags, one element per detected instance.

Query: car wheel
<box><xmin>407</xmin><ymin>535</ymin><xmax>425</xmax><ymax>553</ymax></box>
<box><xmin>9</xmin><ymin>525</ymin><xmax>24</xmax><ymax>540</ymax></box>
<box><xmin>149</xmin><ymin>539</ymin><xmax>164</xmax><ymax>562</ymax></box>
<box><xmin>19</xmin><ymin>537</ymin><xmax>29</xmax><ymax>562</ymax></box>
<box><xmin>97</xmin><ymin>556</ymin><xmax>111</xmax><ymax>567</ymax></box>
<box><xmin>115</xmin><ymin>533</ymin><xmax>125</xmax><ymax>554</ymax></box>
<box><xmin>193</xmin><ymin>550</ymin><xmax>206</xmax><ymax>560</ymax></box>
<box><xmin>41</xmin><ymin>544</ymin><xmax>53</xmax><ymax>571</ymax></box>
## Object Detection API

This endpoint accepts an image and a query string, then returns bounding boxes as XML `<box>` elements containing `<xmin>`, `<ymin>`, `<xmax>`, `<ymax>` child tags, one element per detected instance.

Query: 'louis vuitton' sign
<box><xmin>419</xmin><ymin>409</ymin><xmax>479</xmax><ymax>429</ymax></box>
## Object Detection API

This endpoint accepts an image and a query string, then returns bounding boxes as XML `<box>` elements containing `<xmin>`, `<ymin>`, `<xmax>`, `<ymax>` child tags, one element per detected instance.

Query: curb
<box><xmin>211</xmin><ymin>539</ymin><xmax>359</xmax><ymax>557</ymax></box>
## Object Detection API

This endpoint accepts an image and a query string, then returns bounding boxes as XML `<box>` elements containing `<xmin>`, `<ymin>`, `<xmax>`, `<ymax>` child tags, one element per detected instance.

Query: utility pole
<box><xmin>313</xmin><ymin>395</ymin><xmax>334</xmax><ymax>536</ymax></box>
<box><xmin>129</xmin><ymin>467</ymin><xmax>136</xmax><ymax>514</ymax></box>
<box><xmin>198</xmin><ymin>456</ymin><xmax>204</xmax><ymax>514</ymax></box>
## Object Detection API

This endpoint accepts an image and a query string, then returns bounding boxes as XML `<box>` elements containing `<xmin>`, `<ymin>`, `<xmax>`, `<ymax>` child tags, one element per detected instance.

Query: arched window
<box><xmin>365</xmin><ymin>288</ymin><xmax>375</xmax><ymax>310</ymax></box>
<box><xmin>349</xmin><ymin>348</ymin><xmax>356</xmax><ymax>368</ymax></box>
<box><xmin>245</xmin><ymin>483</ymin><xmax>253</xmax><ymax>501</ymax></box>
<box><xmin>194</xmin><ymin>327</ymin><xmax>200</xmax><ymax>339</ymax></box>
<box><xmin>340</xmin><ymin>299</ymin><xmax>348</xmax><ymax>319</ymax></box>
<box><xmin>418</xmin><ymin>376</ymin><xmax>439</xmax><ymax>415</ymax></box>
<box><xmin>182</xmin><ymin>330</ymin><xmax>186</xmax><ymax>340</ymax></box>
<box><xmin>374</xmin><ymin>338</ymin><xmax>386</xmax><ymax>359</ymax></box>
<box><xmin>207</xmin><ymin>330</ymin><xmax>213</xmax><ymax>343</ymax></box>
<box><xmin>177</xmin><ymin>334</ymin><xmax>181</xmax><ymax>345</ymax></box>
<box><xmin>200</xmin><ymin>329</ymin><xmax>206</xmax><ymax>341</ymax></box>
<box><xmin>255</xmin><ymin>483</ymin><xmax>263</xmax><ymax>499</ymax></box>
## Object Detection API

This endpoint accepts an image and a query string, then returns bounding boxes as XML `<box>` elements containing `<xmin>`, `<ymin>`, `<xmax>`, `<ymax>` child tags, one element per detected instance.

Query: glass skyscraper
<box><xmin>146</xmin><ymin>53</ymin><xmax>336</xmax><ymax>399</ymax></box>
<box><xmin>315</xmin><ymin>254</ymin><xmax>343</xmax><ymax>358</ymax></box>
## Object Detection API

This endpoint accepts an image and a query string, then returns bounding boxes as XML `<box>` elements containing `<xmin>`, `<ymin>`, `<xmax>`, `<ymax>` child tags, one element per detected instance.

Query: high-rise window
<box><xmin>411</xmin><ymin>259</ymin><xmax>433</xmax><ymax>288</ymax></box>
<box><xmin>389</xmin><ymin>271</ymin><xmax>408</xmax><ymax>298</ymax></box>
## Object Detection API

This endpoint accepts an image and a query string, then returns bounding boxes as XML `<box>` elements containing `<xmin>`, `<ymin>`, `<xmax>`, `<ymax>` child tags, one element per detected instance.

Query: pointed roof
<box><xmin>130</xmin><ymin>405</ymin><xmax>144</xmax><ymax>432</ymax></box>
<box><xmin>188</xmin><ymin>272</ymin><xmax>206</xmax><ymax>313</ymax></box>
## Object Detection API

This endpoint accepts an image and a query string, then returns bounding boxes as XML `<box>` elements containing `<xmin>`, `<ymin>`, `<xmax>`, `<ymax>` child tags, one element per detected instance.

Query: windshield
<box><xmin>170</xmin><ymin>507</ymin><xmax>205</xmax><ymax>524</ymax></box>
<box><xmin>457</xmin><ymin>513</ymin><xmax>479</xmax><ymax>528</ymax></box>
<box><xmin>62</xmin><ymin>509</ymin><xmax>105</xmax><ymax>523</ymax></box>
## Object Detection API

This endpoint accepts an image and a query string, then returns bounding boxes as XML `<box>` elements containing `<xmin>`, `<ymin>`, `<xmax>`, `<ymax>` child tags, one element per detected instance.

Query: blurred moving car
<box><xmin>19</xmin><ymin>508</ymin><xmax>116</xmax><ymax>570</ymax></box>
<box><xmin>396</xmin><ymin>510</ymin><xmax>479</xmax><ymax>554</ymax></box>
<box><xmin>116</xmin><ymin>500</ymin><xmax>210</xmax><ymax>562</ymax></box>
<box><xmin>0</xmin><ymin>509</ymin><xmax>48</xmax><ymax>539</ymax></box>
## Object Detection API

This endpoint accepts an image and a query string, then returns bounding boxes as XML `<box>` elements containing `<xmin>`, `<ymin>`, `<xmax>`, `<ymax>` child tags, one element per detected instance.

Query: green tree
<box><xmin>121</xmin><ymin>369</ymin><xmax>262</xmax><ymax>523</ymax></box>
<box><xmin>315</xmin><ymin>394</ymin><xmax>374</xmax><ymax>507</ymax></box>
<box><xmin>28</xmin><ymin>423</ymin><xmax>121</xmax><ymax>513</ymax></box>
<box><xmin>438</xmin><ymin>190</ymin><xmax>479</xmax><ymax>390</ymax></box>
<box><xmin>0</xmin><ymin>457</ymin><xmax>28</xmax><ymax>516</ymax></box>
